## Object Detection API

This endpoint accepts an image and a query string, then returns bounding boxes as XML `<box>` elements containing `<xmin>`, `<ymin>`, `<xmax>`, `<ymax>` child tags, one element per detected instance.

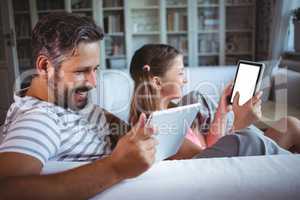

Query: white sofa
<box><xmin>1</xmin><ymin>66</ymin><xmax>300</xmax><ymax>199</ymax></box>
<box><xmin>95</xmin><ymin>67</ymin><xmax>237</xmax><ymax>122</ymax></box>
<box><xmin>95</xmin><ymin>65</ymin><xmax>300</xmax><ymax>123</ymax></box>
<box><xmin>42</xmin><ymin>155</ymin><xmax>300</xmax><ymax>200</ymax></box>
<box><xmin>61</xmin><ymin>66</ymin><xmax>300</xmax><ymax>200</ymax></box>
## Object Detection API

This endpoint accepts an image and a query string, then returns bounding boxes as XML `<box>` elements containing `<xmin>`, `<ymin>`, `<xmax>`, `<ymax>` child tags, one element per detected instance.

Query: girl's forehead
<box><xmin>169</xmin><ymin>56</ymin><xmax>184</xmax><ymax>70</ymax></box>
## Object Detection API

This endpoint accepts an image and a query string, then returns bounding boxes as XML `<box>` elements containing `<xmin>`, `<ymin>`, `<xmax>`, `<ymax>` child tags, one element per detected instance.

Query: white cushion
<box><xmin>95</xmin><ymin>69</ymin><xmax>133</xmax><ymax>122</ymax></box>
<box><xmin>94</xmin><ymin>67</ymin><xmax>236</xmax><ymax>122</ymax></box>
<box><xmin>182</xmin><ymin>66</ymin><xmax>236</xmax><ymax>102</ymax></box>
<box><xmin>42</xmin><ymin>155</ymin><xmax>300</xmax><ymax>200</ymax></box>
<box><xmin>94</xmin><ymin>64</ymin><xmax>288</xmax><ymax>122</ymax></box>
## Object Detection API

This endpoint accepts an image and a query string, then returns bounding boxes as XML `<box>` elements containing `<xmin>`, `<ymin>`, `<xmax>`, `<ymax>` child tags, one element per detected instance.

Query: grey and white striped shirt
<box><xmin>0</xmin><ymin>90</ymin><xmax>112</xmax><ymax>165</ymax></box>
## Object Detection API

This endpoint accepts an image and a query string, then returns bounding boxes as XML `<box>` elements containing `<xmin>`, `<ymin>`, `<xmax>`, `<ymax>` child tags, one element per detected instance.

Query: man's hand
<box><xmin>109</xmin><ymin>113</ymin><xmax>158</xmax><ymax>179</ymax></box>
<box><xmin>232</xmin><ymin>91</ymin><xmax>263</xmax><ymax>131</ymax></box>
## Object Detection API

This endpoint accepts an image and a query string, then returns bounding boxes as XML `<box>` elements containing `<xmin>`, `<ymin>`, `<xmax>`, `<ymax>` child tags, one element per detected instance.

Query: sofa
<box><xmin>1</xmin><ymin>66</ymin><xmax>300</xmax><ymax>199</ymax></box>
<box><xmin>95</xmin><ymin>66</ymin><xmax>237</xmax><ymax>123</ymax></box>
<box><xmin>71</xmin><ymin>66</ymin><xmax>300</xmax><ymax>199</ymax></box>
<box><xmin>95</xmin><ymin>65</ymin><xmax>300</xmax><ymax>126</ymax></box>
<box><xmin>42</xmin><ymin>155</ymin><xmax>300</xmax><ymax>200</ymax></box>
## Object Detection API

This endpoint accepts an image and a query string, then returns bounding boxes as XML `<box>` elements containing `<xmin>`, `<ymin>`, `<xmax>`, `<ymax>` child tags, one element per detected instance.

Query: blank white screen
<box><xmin>230</xmin><ymin>63</ymin><xmax>260</xmax><ymax>105</ymax></box>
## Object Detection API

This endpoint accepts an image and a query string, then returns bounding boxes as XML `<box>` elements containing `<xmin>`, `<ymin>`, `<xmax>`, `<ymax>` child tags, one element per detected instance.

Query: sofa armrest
<box><xmin>42</xmin><ymin>155</ymin><xmax>300</xmax><ymax>200</ymax></box>
<box><xmin>272</xmin><ymin>68</ymin><xmax>300</xmax><ymax>108</ymax></box>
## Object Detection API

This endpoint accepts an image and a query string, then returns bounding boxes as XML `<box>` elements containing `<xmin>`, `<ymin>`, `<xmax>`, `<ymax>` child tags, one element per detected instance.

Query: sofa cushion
<box><xmin>42</xmin><ymin>155</ymin><xmax>300</xmax><ymax>200</ymax></box>
<box><xmin>94</xmin><ymin>64</ymin><xmax>282</xmax><ymax>123</ymax></box>
<box><xmin>94</xmin><ymin>67</ymin><xmax>236</xmax><ymax>122</ymax></box>
<box><xmin>94</xmin><ymin>69</ymin><xmax>133</xmax><ymax>122</ymax></box>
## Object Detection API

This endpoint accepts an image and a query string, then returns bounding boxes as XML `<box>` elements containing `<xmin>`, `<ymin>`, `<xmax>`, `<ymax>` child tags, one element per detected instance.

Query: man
<box><xmin>0</xmin><ymin>12</ymin><xmax>290</xmax><ymax>200</ymax></box>
<box><xmin>0</xmin><ymin>13</ymin><xmax>158</xmax><ymax>199</ymax></box>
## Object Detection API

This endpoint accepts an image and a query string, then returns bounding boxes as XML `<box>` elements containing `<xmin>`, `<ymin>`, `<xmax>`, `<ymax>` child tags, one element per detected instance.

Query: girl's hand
<box><xmin>232</xmin><ymin>91</ymin><xmax>263</xmax><ymax>131</ymax></box>
<box><xmin>207</xmin><ymin>82</ymin><xmax>233</xmax><ymax>146</ymax></box>
<box><xmin>217</xmin><ymin>82</ymin><xmax>233</xmax><ymax>115</ymax></box>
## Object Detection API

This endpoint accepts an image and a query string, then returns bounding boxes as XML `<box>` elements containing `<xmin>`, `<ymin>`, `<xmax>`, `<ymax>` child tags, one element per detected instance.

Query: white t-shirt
<box><xmin>0</xmin><ymin>91</ymin><xmax>112</xmax><ymax>165</ymax></box>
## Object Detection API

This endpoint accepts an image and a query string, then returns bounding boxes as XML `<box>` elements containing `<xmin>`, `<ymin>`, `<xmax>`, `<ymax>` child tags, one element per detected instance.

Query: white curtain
<box><xmin>269</xmin><ymin>0</ymin><xmax>300</xmax><ymax>59</ymax></box>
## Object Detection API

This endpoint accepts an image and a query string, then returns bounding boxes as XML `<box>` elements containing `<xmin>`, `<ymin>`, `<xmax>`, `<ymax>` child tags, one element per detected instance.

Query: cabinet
<box><xmin>9</xmin><ymin>0</ymin><xmax>256</xmax><ymax>71</ymax></box>
<box><xmin>103</xmin><ymin>0</ymin><xmax>126</xmax><ymax>69</ymax></box>
<box><xmin>197</xmin><ymin>0</ymin><xmax>222</xmax><ymax>66</ymax></box>
<box><xmin>166</xmin><ymin>0</ymin><xmax>189</xmax><ymax>65</ymax></box>
<box><xmin>225</xmin><ymin>0</ymin><xmax>256</xmax><ymax>65</ymax></box>
<box><xmin>0</xmin><ymin>0</ymin><xmax>20</xmax><ymax>123</ymax></box>
<box><xmin>13</xmin><ymin>0</ymin><xmax>33</xmax><ymax>73</ymax></box>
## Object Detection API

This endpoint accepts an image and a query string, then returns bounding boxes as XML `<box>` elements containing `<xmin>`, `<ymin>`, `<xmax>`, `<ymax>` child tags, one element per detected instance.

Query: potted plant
<box><xmin>293</xmin><ymin>8</ymin><xmax>300</xmax><ymax>52</ymax></box>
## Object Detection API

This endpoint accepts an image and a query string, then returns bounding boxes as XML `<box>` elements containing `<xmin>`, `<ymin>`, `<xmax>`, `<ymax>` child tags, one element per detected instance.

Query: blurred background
<box><xmin>0</xmin><ymin>0</ymin><xmax>300</xmax><ymax>124</ymax></box>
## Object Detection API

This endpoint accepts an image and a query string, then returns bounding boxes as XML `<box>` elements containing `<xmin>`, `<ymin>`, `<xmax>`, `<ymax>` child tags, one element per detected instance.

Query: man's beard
<box><xmin>54</xmin><ymin>85</ymin><xmax>92</xmax><ymax>111</ymax></box>
<box><xmin>49</xmin><ymin>76</ymin><xmax>93</xmax><ymax>111</ymax></box>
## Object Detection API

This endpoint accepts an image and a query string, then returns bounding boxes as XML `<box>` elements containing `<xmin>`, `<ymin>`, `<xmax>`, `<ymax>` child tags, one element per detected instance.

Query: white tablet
<box><xmin>229</xmin><ymin>60</ymin><xmax>265</xmax><ymax>106</ymax></box>
<box><xmin>146</xmin><ymin>103</ymin><xmax>201</xmax><ymax>162</ymax></box>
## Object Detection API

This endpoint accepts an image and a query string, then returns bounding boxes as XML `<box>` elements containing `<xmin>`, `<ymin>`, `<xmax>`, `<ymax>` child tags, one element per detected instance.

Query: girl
<box><xmin>129</xmin><ymin>44</ymin><xmax>300</xmax><ymax>158</ymax></box>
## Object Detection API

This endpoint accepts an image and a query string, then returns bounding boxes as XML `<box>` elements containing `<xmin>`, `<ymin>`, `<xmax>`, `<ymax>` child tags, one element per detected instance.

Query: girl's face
<box><xmin>159</xmin><ymin>55</ymin><xmax>187</xmax><ymax>101</ymax></box>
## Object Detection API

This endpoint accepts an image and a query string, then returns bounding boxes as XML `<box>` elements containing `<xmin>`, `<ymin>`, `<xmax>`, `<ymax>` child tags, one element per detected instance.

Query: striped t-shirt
<box><xmin>0</xmin><ymin>91</ymin><xmax>112</xmax><ymax>165</ymax></box>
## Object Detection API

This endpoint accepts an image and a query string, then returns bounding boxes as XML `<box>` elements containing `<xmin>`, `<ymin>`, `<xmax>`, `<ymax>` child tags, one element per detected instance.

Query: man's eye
<box><xmin>93</xmin><ymin>67</ymin><xmax>99</xmax><ymax>72</ymax></box>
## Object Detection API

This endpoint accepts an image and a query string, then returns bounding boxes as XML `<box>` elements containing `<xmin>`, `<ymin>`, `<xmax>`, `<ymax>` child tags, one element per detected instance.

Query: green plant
<box><xmin>293</xmin><ymin>8</ymin><xmax>300</xmax><ymax>21</ymax></box>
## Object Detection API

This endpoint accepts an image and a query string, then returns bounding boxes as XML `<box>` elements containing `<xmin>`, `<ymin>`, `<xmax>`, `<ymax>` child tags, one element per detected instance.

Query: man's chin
<box><xmin>72</xmin><ymin>99</ymin><xmax>88</xmax><ymax>110</ymax></box>
<box><xmin>71</xmin><ymin>92</ymin><xmax>90</xmax><ymax>110</ymax></box>
<box><xmin>63</xmin><ymin>97</ymin><xmax>88</xmax><ymax>111</ymax></box>
<box><xmin>53</xmin><ymin>90</ymin><xmax>90</xmax><ymax>110</ymax></box>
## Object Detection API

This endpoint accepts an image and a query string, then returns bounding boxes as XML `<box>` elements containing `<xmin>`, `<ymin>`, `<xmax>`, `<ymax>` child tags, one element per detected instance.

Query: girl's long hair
<box><xmin>129</xmin><ymin>44</ymin><xmax>182</xmax><ymax>125</ymax></box>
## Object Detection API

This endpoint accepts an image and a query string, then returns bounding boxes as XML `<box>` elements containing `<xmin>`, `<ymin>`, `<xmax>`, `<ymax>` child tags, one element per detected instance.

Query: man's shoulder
<box><xmin>0</xmin><ymin>97</ymin><xmax>63</xmax><ymax>164</ymax></box>
<box><xmin>4</xmin><ymin>96</ymin><xmax>63</xmax><ymax>131</ymax></box>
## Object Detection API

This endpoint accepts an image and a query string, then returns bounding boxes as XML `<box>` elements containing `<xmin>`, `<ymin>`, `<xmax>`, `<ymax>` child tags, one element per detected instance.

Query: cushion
<box><xmin>42</xmin><ymin>155</ymin><xmax>300</xmax><ymax>200</ymax></box>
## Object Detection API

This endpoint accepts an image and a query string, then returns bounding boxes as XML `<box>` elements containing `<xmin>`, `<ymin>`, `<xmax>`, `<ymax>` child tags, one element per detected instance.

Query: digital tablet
<box><xmin>146</xmin><ymin>103</ymin><xmax>201</xmax><ymax>162</ymax></box>
<box><xmin>229</xmin><ymin>60</ymin><xmax>265</xmax><ymax>106</ymax></box>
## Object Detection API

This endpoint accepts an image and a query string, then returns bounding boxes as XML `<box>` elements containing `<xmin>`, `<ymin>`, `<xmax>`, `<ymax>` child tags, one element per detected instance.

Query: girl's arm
<box><xmin>205</xmin><ymin>108</ymin><xmax>229</xmax><ymax>147</ymax></box>
<box><xmin>167</xmin><ymin>138</ymin><xmax>202</xmax><ymax>160</ymax></box>
<box><xmin>206</xmin><ymin>83</ymin><xmax>233</xmax><ymax>147</ymax></box>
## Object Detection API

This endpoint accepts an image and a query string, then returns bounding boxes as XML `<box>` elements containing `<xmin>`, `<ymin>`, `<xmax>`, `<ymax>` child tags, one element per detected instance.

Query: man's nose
<box><xmin>86</xmin><ymin>71</ymin><xmax>97</xmax><ymax>88</ymax></box>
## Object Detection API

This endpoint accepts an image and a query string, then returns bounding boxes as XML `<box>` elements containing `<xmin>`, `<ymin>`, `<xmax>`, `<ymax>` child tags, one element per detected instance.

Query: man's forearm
<box><xmin>0</xmin><ymin>156</ymin><xmax>123</xmax><ymax>200</ymax></box>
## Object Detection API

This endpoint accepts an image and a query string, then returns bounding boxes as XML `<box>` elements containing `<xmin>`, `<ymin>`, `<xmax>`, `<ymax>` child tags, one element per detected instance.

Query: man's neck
<box><xmin>25</xmin><ymin>77</ymin><xmax>53</xmax><ymax>103</ymax></box>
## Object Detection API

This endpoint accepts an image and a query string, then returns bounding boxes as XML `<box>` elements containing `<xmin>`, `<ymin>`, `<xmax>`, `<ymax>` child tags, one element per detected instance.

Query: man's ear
<box><xmin>151</xmin><ymin>76</ymin><xmax>162</xmax><ymax>90</ymax></box>
<box><xmin>35</xmin><ymin>55</ymin><xmax>53</xmax><ymax>79</ymax></box>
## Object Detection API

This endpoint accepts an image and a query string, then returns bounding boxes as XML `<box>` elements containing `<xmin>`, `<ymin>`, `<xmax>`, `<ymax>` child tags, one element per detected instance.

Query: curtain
<box><xmin>269</xmin><ymin>0</ymin><xmax>300</xmax><ymax>60</ymax></box>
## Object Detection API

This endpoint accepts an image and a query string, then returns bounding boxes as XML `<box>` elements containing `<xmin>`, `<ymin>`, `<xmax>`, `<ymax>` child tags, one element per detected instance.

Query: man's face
<box><xmin>49</xmin><ymin>42</ymin><xmax>100</xmax><ymax>110</ymax></box>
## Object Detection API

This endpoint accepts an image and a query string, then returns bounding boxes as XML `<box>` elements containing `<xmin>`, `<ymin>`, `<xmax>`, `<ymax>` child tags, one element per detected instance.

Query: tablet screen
<box><xmin>230</xmin><ymin>62</ymin><xmax>262</xmax><ymax>105</ymax></box>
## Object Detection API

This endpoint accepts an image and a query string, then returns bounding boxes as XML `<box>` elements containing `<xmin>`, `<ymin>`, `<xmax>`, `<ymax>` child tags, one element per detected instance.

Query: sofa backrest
<box><xmin>93</xmin><ymin>67</ymin><xmax>236</xmax><ymax>122</ymax></box>
<box><xmin>92</xmin><ymin>64</ymin><xmax>278</xmax><ymax>122</ymax></box>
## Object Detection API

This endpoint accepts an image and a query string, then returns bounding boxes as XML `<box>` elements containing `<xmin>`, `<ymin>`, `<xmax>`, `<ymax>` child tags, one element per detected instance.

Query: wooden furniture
<box><xmin>7</xmin><ymin>0</ymin><xmax>256</xmax><ymax>71</ymax></box>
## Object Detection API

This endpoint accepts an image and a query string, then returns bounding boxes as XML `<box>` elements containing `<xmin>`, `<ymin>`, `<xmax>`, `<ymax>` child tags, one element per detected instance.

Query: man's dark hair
<box><xmin>32</xmin><ymin>12</ymin><xmax>104</xmax><ymax>69</ymax></box>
